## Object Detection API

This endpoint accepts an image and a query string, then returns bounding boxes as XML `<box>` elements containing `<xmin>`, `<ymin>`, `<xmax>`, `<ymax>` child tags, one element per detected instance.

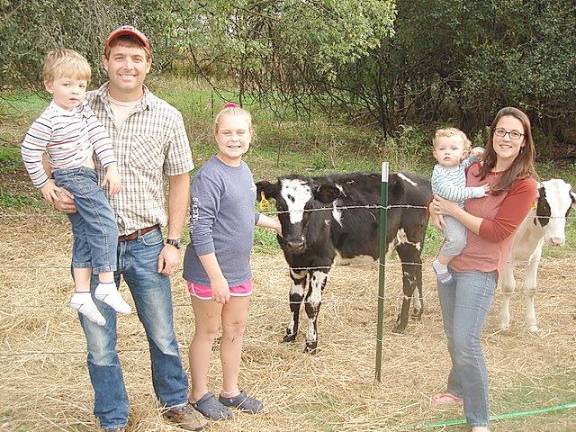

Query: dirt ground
<box><xmin>1</xmin><ymin>215</ymin><xmax>575</xmax><ymax>432</ymax></box>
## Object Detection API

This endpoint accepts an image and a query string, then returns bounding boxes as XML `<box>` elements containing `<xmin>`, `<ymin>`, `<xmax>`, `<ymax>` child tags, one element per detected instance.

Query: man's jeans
<box><xmin>437</xmin><ymin>269</ymin><xmax>497</xmax><ymax>428</ymax></box>
<box><xmin>79</xmin><ymin>227</ymin><xmax>188</xmax><ymax>429</ymax></box>
<box><xmin>54</xmin><ymin>167</ymin><xmax>118</xmax><ymax>273</ymax></box>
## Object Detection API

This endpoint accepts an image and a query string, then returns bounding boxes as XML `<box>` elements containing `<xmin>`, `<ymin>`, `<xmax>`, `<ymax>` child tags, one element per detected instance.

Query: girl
<box><xmin>183</xmin><ymin>103</ymin><xmax>281</xmax><ymax>420</ymax></box>
<box><xmin>430</xmin><ymin>107</ymin><xmax>538</xmax><ymax>432</ymax></box>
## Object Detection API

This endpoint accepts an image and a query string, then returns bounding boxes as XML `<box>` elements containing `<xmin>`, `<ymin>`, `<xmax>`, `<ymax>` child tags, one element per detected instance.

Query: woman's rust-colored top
<box><xmin>450</xmin><ymin>162</ymin><xmax>538</xmax><ymax>275</ymax></box>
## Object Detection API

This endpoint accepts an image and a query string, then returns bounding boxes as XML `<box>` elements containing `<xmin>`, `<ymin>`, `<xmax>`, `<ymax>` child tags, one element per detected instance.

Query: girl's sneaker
<box><xmin>219</xmin><ymin>391</ymin><xmax>263</xmax><ymax>414</ymax></box>
<box><xmin>192</xmin><ymin>392</ymin><xmax>233</xmax><ymax>420</ymax></box>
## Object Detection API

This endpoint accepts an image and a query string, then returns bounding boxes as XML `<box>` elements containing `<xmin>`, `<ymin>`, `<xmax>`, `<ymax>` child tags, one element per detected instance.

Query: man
<box><xmin>53</xmin><ymin>26</ymin><xmax>207</xmax><ymax>432</ymax></box>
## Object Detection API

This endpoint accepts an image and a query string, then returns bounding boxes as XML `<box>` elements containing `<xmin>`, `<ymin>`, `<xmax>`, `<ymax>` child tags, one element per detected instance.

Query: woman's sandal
<box><xmin>431</xmin><ymin>392</ymin><xmax>463</xmax><ymax>406</ymax></box>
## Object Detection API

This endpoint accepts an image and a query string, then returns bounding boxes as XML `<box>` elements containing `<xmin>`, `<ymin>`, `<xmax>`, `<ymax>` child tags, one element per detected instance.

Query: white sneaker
<box><xmin>95</xmin><ymin>283</ymin><xmax>132</xmax><ymax>314</ymax></box>
<box><xmin>70</xmin><ymin>293</ymin><xmax>106</xmax><ymax>326</ymax></box>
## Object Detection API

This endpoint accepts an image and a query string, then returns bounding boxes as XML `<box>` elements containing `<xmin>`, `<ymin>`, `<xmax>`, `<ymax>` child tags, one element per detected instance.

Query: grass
<box><xmin>1</xmin><ymin>78</ymin><xmax>575</xmax><ymax>253</ymax></box>
<box><xmin>0</xmin><ymin>146</ymin><xmax>22</xmax><ymax>169</ymax></box>
<box><xmin>253</xmin><ymin>227</ymin><xmax>280</xmax><ymax>255</ymax></box>
<box><xmin>0</xmin><ymin>191</ymin><xmax>42</xmax><ymax>209</ymax></box>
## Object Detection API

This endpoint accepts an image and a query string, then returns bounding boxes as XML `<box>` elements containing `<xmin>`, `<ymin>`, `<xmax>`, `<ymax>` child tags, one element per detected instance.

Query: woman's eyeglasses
<box><xmin>494</xmin><ymin>128</ymin><xmax>524</xmax><ymax>140</ymax></box>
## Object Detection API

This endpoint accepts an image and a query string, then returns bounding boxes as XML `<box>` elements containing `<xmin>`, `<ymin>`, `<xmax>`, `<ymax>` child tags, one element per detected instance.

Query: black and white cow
<box><xmin>257</xmin><ymin>172</ymin><xmax>432</xmax><ymax>353</ymax></box>
<box><xmin>500</xmin><ymin>179</ymin><xmax>576</xmax><ymax>332</ymax></box>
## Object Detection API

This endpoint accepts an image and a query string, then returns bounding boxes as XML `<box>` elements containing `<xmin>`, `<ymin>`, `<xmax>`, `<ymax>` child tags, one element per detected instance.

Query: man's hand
<box><xmin>101</xmin><ymin>165</ymin><xmax>122</xmax><ymax>196</ymax></box>
<box><xmin>45</xmin><ymin>182</ymin><xmax>77</xmax><ymax>214</ymax></box>
<box><xmin>40</xmin><ymin>180</ymin><xmax>62</xmax><ymax>204</ymax></box>
<box><xmin>157</xmin><ymin>244</ymin><xmax>181</xmax><ymax>276</ymax></box>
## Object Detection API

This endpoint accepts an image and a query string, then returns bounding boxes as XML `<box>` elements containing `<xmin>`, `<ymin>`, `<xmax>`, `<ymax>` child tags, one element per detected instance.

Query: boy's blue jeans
<box><xmin>80</xmin><ymin>227</ymin><xmax>188</xmax><ymax>429</ymax></box>
<box><xmin>437</xmin><ymin>269</ymin><xmax>497</xmax><ymax>428</ymax></box>
<box><xmin>53</xmin><ymin>167</ymin><xmax>118</xmax><ymax>274</ymax></box>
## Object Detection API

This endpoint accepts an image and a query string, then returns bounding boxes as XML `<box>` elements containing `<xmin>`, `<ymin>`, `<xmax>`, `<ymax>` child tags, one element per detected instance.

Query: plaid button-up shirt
<box><xmin>86</xmin><ymin>83</ymin><xmax>194</xmax><ymax>235</ymax></box>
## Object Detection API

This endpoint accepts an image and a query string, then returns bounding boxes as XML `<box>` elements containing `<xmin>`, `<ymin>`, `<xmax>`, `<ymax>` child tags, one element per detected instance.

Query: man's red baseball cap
<box><xmin>105</xmin><ymin>25</ymin><xmax>151</xmax><ymax>54</ymax></box>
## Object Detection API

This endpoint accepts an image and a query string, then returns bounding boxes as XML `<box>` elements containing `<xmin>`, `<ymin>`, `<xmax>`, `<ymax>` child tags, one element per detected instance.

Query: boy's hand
<box><xmin>482</xmin><ymin>184</ymin><xmax>491</xmax><ymax>195</ymax></box>
<box><xmin>211</xmin><ymin>277</ymin><xmax>231</xmax><ymax>305</ymax></box>
<box><xmin>470</xmin><ymin>146</ymin><xmax>485</xmax><ymax>158</ymax></box>
<box><xmin>102</xmin><ymin>165</ymin><xmax>121</xmax><ymax>195</ymax></box>
<box><xmin>40</xmin><ymin>179</ymin><xmax>62</xmax><ymax>204</ymax></box>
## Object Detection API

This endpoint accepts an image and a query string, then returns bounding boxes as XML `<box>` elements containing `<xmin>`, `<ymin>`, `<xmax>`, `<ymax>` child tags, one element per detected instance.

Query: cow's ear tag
<box><xmin>531</xmin><ymin>200</ymin><xmax>537</xmax><ymax>210</ymax></box>
<box><xmin>259</xmin><ymin>192</ymin><xmax>272</xmax><ymax>212</ymax></box>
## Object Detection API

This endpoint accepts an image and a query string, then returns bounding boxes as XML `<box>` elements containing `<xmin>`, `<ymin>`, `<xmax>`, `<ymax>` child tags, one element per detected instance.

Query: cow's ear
<box><xmin>256</xmin><ymin>181</ymin><xmax>278</xmax><ymax>200</ymax></box>
<box><xmin>314</xmin><ymin>184</ymin><xmax>341</xmax><ymax>203</ymax></box>
<box><xmin>570</xmin><ymin>188</ymin><xmax>576</xmax><ymax>209</ymax></box>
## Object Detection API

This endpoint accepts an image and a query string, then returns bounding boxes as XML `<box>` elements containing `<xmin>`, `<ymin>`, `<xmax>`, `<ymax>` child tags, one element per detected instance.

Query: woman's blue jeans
<box><xmin>79</xmin><ymin>227</ymin><xmax>188</xmax><ymax>429</ymax></box>
<box><xmin>437</xmin><ymin>269</ymin><xmax>497</xmax><ymax>428</ymax></box>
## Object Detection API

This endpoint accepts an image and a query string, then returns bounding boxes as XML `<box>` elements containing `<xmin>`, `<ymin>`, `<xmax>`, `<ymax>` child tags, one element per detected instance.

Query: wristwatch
<box><xmin>166</xmin><ymin>238</ymin><xmax>181</xmax><ymax>249</ymax></box>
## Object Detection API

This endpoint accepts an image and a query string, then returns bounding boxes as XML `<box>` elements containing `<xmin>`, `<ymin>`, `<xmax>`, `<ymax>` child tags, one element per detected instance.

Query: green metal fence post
<box><xmin>375</xmin><ymin>162</ymin><xmax>389</xmax><ymax>382</ymax></box>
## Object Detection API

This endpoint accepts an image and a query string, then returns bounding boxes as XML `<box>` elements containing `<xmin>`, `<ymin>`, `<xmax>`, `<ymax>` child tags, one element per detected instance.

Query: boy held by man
<box><xmin>21</xmin><ymin>48</ymin><xmax>131</xmax><ymax>325</ymax></box>
<box><xmin>431</xmin><ymin>128</ymin><xmax>489</xmax><ymax>285</ymax></box>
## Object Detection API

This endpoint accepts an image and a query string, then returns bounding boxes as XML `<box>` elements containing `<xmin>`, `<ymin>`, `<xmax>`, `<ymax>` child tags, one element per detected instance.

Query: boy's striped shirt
<box><xmin>21</xmin><ymin>101</ymin><xmax>116</xmax><ymax>188</ymax></box>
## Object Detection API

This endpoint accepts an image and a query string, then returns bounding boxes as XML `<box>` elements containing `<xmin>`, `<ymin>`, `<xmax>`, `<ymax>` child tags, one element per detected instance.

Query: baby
<box><xmin>431</xmin><ymin>128</ymin><xmax>488</xmax><ymax>285</ymax></box>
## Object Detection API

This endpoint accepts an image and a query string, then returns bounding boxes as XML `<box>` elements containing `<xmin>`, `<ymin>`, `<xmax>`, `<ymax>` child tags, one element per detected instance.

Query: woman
<box><xmin>430</xmin><ymin>107</ymin><xmax>538</xmax><ymax>432</ymax></box>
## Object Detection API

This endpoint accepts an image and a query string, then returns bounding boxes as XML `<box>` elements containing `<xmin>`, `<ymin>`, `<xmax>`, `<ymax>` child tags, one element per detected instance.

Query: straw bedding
<box><xmin>1</xmin><ymin>215</ymin><xmax>575</xmax><ymax>431</ymax></box>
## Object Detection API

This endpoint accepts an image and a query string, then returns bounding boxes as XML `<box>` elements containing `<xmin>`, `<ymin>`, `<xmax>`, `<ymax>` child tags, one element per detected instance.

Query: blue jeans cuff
<box><xmin>165</xmin><ymin>401</ymin><xmax>188</xmax><ymax>410</ymax></box>
<box><xmin>93</xmin><ymin>265</ymin><xmax>117</xmax><ymax>274</ymax></box>
<box><xmin>101</xmin><ymin>424</ymin><xmax>127</xmax><ymax>430</ymax></box>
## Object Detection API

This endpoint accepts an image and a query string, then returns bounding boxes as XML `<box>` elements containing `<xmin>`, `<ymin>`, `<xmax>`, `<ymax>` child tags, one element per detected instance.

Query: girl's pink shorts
<box><xmin>187</xmin><ymin>279</ymin><xmax>253</xmax><ymax>300</ymax></box>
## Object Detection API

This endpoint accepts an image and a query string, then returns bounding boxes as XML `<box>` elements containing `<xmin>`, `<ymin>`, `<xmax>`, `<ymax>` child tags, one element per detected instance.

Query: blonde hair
<box><xmin>213</xmin><ymin>103</ymin><xmax>253</xmax><ymax>134</ymax></box>
<box><xmin>433</xmin><ymin>127</ymin><xmax>471</xmax><ymax>151</ymax></box>
<box><xmin>42</xmin><ymin>48</ymin><xmax>91</xmax><ymax>83</ymax></box>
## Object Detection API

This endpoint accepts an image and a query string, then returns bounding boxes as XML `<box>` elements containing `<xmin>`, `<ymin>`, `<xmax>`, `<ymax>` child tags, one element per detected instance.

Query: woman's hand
<box><xmin>433</xmin><ymin>195</ymin><xmax>460</xmax><ymax>217</ymax></box>
<box><xmin>211</xmin><ymin>277</ymin><xmax>230</xmax><ymax>305</ymax></box>
<box><xmin>428</xmin><ymin>199</ymin><xmax>445</xmax><ymax>230</ymax></box>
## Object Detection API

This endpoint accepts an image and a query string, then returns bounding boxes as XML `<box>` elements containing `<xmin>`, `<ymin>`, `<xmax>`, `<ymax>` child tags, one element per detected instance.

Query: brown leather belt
<box><xmin>118</xmin><ymin>224</ymin><xmax>159</xmax><ymax>242</ymax></box>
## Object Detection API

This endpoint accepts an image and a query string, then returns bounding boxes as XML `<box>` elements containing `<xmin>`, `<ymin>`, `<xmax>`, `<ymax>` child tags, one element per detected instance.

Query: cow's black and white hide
<box><xmin>257</xmin><ymin>172</ymin><xmax>432</xmax><ymax>353</ymax></box>
<box><xmin>500</xmin><ymin>179</ymin><xmax>576</xmax><ymax>332</ymax></box>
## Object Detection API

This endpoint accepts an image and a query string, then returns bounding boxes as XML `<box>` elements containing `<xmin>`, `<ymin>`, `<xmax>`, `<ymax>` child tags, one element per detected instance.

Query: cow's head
<box><xmin>535</xmin><ymin>179</ymin><xmax>576</xmax><ymax>246</ymax></box>
<box><xmin>256</xmin><ymin>176</ymin><xmax>341</xmax><ymax>254</ymax></box>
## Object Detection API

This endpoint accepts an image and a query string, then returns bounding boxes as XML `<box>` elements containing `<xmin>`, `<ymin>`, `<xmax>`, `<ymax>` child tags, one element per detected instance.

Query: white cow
<box><xmin>499</xmin><ymin>179</ymin><xmax>576</xmax><ymax>332</ymax></box>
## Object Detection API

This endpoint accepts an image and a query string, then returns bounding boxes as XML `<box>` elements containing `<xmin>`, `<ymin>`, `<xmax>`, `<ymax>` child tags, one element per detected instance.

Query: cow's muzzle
<box><xmin>285</xmin><ymin>237</ymin><xmax>306</xmax><ymax>253</ymax></box>
<box><xmin>547</xmin><ymin>236</ymin><xmax>565</xmax><ymax>246</ymax></box>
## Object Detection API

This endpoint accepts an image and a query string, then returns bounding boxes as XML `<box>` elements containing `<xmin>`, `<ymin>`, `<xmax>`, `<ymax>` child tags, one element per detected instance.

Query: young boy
<box><xmin>21</xmin><ymin>48</ymin><xmax>131</xmax><ymax>325</ymax></box>
<box><xmin>431</xmin><ymin>128</ymin><xmax>489</xmax><ymax>285</ymax></box>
